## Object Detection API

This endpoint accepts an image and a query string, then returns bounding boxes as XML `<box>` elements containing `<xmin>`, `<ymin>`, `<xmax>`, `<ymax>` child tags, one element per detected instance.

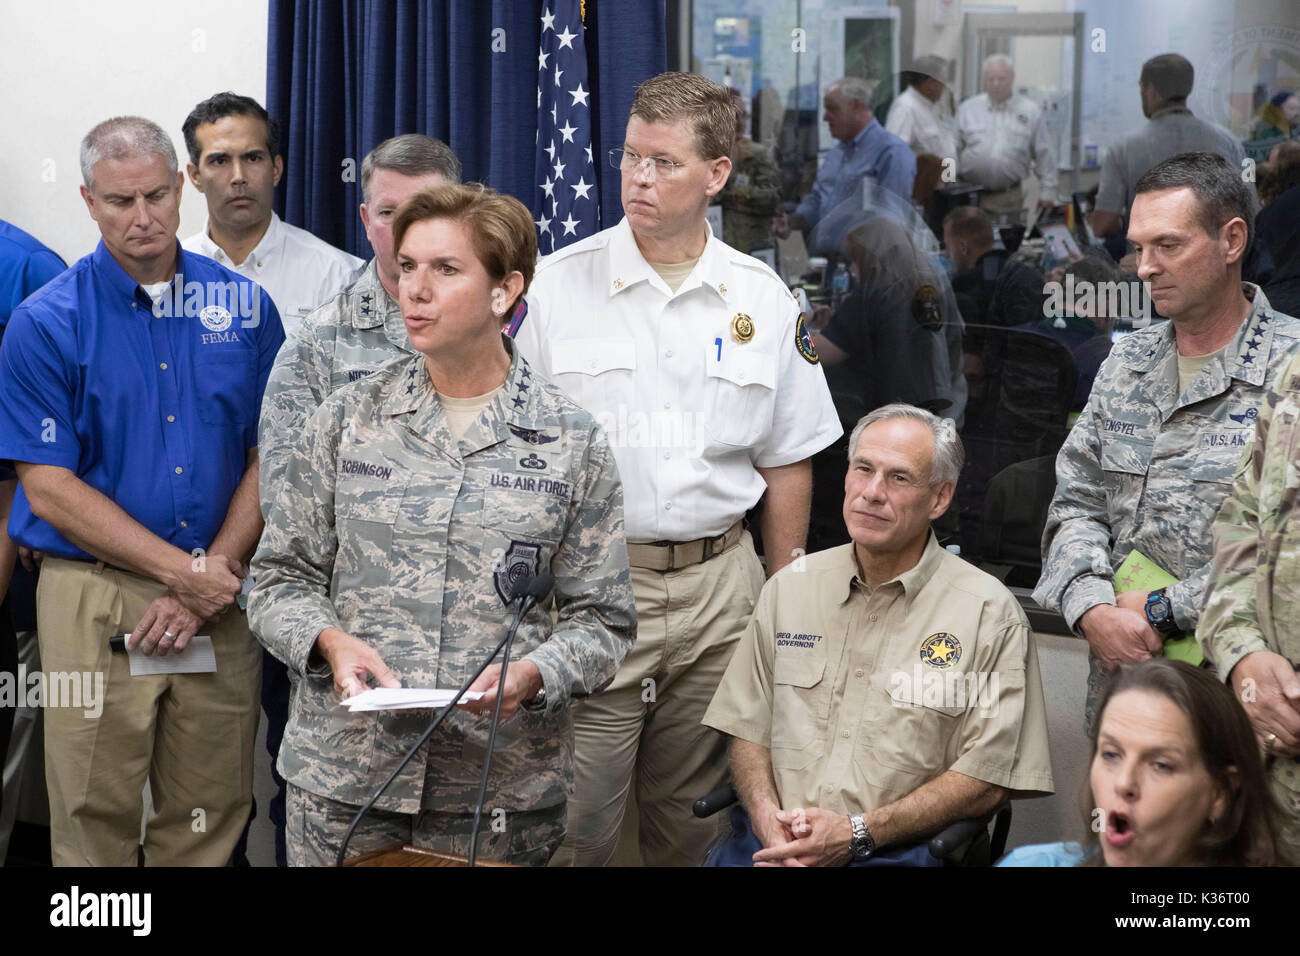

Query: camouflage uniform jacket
<box><xmin>248</xmin><ymin>339</ymin><xmax>636</xmax><ymax>814</ymax></box>
<box><xmin>1202</xmin><ymin>346</ymin><xmax>1300</xmax><ymax>680</ymax></box>
<box><xmin>258</xmin><ymin>258</ymin><xmax>415</xmax><ymax>515</ymax></box>
<box><xmin>1202</xmin><ymin>346</ymin><xmax>1300</xmax><ymax>820</ymax></box>
<box><xmin>1034</xmin><ymin>285</ymin><xmax>1300</xmax><ymax>633</ymax></box>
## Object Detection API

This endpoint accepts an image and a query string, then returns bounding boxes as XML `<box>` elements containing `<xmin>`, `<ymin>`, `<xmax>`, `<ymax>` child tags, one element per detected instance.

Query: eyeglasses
<box><xmin>608</xmin><ymin>147</ymin><xmax>692</xmax><ymax>181</ymax></box>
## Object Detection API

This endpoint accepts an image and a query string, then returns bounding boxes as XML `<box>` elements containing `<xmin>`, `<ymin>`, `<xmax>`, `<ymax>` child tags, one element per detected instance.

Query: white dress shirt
<box><xmin>886</xmin><ymin>86</ymin><xmax>959</xmax><ymax>164</ymax></box>
<box><xmin>183</xmin><ymin>213</ymin><xmax>363</xmax><ymax>339</ymax></box>
<box><xmin>514</xmin><ymin>218</ymin><xmax>842</xmax><ymax>542</ymax></box>
<box><xmin>957</xmin><ymin>92</ymin><xmax>1059</xmax><ymax>196</ymax></box>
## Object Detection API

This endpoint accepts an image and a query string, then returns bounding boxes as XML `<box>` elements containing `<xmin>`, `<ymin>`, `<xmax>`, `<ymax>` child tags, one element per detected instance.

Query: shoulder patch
<box><xmin>795</xmin><ymin>312</ymin><xmax>819</xmax><ymax>365</ymax></box>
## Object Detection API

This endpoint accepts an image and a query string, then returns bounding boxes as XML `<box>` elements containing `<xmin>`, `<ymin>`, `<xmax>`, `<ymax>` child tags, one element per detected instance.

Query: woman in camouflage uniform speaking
<box><xmin>248</xmin><ymin>184</ymin><xmax>636</xmax><ymax>866</ymax></box>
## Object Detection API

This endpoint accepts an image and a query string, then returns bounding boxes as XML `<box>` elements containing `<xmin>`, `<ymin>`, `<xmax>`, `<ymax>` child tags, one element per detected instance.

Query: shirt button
<box><xmin>180</xmin><ymin>520</ymin><xmax>188</xmax><ymax>528</ymax></box>
<box><xmin>663</xmin><ymin>451</ymin><xmax>670</xmax><ymax>459</ymax></box>
<box><xmin>664</xmin><ymin>502</ymin><xmax>673</xmax><ymax>510</ymax></box>
<box><xmin>167</xmin><ymin>415</ymin><xmax>175</xmax><ymax>423</ymax></box>
<box><xmin>159</xmin><ymin>362</ymin><xmax>167</xmax><ymax>370</ymax></box>
<box><xmin>841</xmin><ymin>730</ymin><xmax>850</xmax><ymax>739</ymax></box>
<box><xmin>664</xmin><ymin>350</ymin><xmax>673</xmax><ymax>358</ymax></box>
<box><xmin>174</xmin><ymin>466</ymin><xmax>183</xmax><ymax>475</ymax></box>
<box><xmin>855</xmin><ymin>669</ymin><xmax>864</xmax><ymax>678</ymax></box>
<box><xmin>663</xmin><ymin>401</ymin><xmax>671</xmax><ymax>409</ymax></box>
<box><xmin>870</xmin><ymin>614</ymin><xmax>878</xmax><ymax>622</ymax></box>
<box><xmin>589</xmin><ymin>360</ymin><xmax>598</xmax><ymax>370</ymax></box>
<box><xmin>824</xmin><ymin>785</ymin><xmax>833</xmax><ymax>793</ymax></box>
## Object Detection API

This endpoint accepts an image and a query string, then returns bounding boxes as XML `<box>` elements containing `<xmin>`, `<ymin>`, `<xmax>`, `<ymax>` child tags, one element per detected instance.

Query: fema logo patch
<box><xmin>794</xmin><ymin>313</ymin><xmax>819</xmax><ymax>365</ymax></box>
<box><xmin>494</xmin><ymin>540</ymin><xmax>541</xmax><ymax>605</ymax></box>
<box><xmin>920</xmin><ymin>632</ymin><xmax>961</xmax><ymax>669</ymax></box>
<box><xmin>199</xmin><ymin>305</ymin><xmax>233</xmax><ymax>332</ymax></box>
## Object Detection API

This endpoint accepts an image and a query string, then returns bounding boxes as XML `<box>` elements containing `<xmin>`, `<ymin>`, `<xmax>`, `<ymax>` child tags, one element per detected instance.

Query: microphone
<box><xmin>334</xmin><ymin>571</ymin><xmax>555</xmax><ymax>867</ymax></box>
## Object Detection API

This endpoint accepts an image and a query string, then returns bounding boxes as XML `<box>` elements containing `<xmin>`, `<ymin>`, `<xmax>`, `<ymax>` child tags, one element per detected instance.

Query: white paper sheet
<box><xmin>337</xmin><ymin>687</ymin><xmax>485</xmax><ymax>713</ymax></box>
<box><xmin>125</xmin><ymin>634</ymin><xmax>217</xmax><ymax>676</ymax></box>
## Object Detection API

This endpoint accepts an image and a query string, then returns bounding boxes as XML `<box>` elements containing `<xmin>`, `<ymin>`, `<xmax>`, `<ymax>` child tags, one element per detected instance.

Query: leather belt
<box><xmin>626</xmin><ymin>521</ymin><xmax>744</xmax><ymax>572</ymax></box>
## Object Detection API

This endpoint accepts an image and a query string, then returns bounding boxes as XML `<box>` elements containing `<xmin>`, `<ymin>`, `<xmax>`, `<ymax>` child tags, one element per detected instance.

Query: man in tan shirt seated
<box><xmin>703</xmin><ymin>403</ymin><xmax>1055</xmax><ymax>866</ymax></box>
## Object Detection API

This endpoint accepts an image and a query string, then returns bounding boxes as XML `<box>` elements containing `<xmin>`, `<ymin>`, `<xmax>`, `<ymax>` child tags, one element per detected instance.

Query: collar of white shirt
<box><xmin>606</xmin><ymin>217</ymin><xmax>732</xmax><ymax>301</ymax></box>
<box><xmin>194</xmin><ymin>212</ymin><xmax>285</xmax><ymax>272</ymax></box>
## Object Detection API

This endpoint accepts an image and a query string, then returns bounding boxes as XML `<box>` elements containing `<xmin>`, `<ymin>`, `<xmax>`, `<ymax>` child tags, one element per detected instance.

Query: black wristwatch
<box><xmin>849</xmin><ymin>813</ymin><xmax>875</xmax><ymax>861</ymax></box>
<box><xmin>1144</xmin><ymin>587</ymin><xmax>1181</xmax><ymax>639</ymax></box>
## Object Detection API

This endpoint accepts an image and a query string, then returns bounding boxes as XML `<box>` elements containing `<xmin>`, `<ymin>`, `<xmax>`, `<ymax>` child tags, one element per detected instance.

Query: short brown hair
<box><xmin>630</xmin><ymin>71</ymin><xmax>735</xmax><ymax>160</ymax></box>
<box><xmin>1135</xmin><ymin>151</ymin><xmax>1256</xmax><ymax>260</ymax></box>
<box><xmin>1140</xmin><ymin>53</ymin><xmax>1194</xmax><ymax>102</ymax></box>
<box><xmin>392</xmin><ymin>183</ymin><xmax>537</xmax><ymax>311</ymax></box>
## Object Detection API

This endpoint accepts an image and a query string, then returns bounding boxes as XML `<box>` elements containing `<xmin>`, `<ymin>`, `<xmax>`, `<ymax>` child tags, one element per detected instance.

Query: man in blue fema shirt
<box><xmin>0</xmin><ymin>116</ymin><xmax>284</xmax><ymax>866</ymax></box>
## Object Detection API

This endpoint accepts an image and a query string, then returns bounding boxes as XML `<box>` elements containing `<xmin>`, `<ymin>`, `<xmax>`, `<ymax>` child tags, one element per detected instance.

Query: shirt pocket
<box><xmin>1186</xmin><ymin>411</ymin><xmax>1254</xmax><ymax>486</ymax></box>
<box><xmin>704</xmin><ymin>346</ymin><xmax>777</xmax><ymax>447</ymax></box>
<box><xmin>333</xmin><ymin>470</ymin><xmax>406</xmax><ymax>603</ymax></box>
<box><xmin>861</xmin><ymin>672</ymin><xmax>962</xmax><ymax>781</ymax></box>
<box><xmin>769</xmin><ymin>645</ymin><xmax>831</xmax><ymax>771</ymax></box>
<box><xmin>1098</xmin><ymin>432</ymin><xmax>1153</xmax><ymax>481</ymax></box>
<box><xmin>196</xmin><ymin>350</ymin><xmax>255</xmax><ymax>425</ymax></box>
<box><xmin>550</xmin><ymin>337</ymin><xmax>636</xmax><ymax>421</ymax></box>
<box><xmin>478</xmin><ymin>481</ymin><xmax>571</xmax><ymax>604</ymax></box>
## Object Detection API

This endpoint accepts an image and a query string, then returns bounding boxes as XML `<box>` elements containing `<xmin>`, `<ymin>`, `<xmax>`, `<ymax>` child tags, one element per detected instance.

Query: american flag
<box><xmin>534</xmin><ymin>1</ymin><xmax>598</xmax><ymax>254</ymax></box>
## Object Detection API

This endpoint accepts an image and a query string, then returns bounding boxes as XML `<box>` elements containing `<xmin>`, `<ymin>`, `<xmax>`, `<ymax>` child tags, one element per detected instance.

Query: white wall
<box><xmin>0</xmin><ymin>0</ymin><xmax>269</xmax><ymax>266</ymax></box>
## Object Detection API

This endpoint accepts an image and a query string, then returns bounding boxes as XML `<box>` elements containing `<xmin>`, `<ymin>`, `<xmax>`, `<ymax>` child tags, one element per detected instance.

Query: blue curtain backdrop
<box><xmin>266</xmin><ymin>0</ymin><xmax>666</xmax><ymax>259</ymax></box>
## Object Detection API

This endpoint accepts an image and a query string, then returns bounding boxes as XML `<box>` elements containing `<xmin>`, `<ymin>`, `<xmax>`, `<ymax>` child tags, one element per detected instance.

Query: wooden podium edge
<box><xmin>343</xmin><ymin>841</ymin><xmax>515</xmax><ymax>867</ymax></box>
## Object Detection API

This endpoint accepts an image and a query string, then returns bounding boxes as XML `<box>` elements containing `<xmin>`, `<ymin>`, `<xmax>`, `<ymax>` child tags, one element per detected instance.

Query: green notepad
<box><xmin>1113</xmin><ymin>549</ymin><xmax>1203</xmax><ymax>665</ymax></box>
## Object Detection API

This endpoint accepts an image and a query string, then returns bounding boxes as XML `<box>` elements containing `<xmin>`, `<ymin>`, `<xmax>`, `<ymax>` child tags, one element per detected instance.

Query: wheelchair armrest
<box><xmin>927</xmin><ymin>800</ymin><xmax>1011</xmax><ymax>862</ymax></box>
<box><xmin>692</xmin><ymin>784</ymin><xmax>739</xmax><ymax>819</ymax></box>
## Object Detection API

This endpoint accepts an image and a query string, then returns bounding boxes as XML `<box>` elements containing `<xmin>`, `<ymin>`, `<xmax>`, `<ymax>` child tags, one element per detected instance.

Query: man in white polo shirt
<box><xmin>513</xmin><ymin>71</ymin><xmax>841</xmax><ymax>866</ymax></box>
<box><xmin>181</xmin><ymin>92</ymin><xmax>362</xmax><ymax>339</ymax></box>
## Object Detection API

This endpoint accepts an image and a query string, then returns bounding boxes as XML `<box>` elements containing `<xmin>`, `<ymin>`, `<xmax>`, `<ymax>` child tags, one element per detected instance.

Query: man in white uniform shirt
<box><xmin>181</xmin><ymin>93</ymin><xmax>362</xmax><ymax>339</ymax></box>
<box><xmin>957</xmin><ymin>55</ymin><xmax>1059</xmax><ymax>217</ymax></box>
<box><xmin>886</xmin><ymin>55</ymin><xmax>959</xmax><ymax>169</ymax></box>
<box><xmin>513</xmin><ymin>71</ymin><xmax>841</xmax><ymax>866</ymax></box>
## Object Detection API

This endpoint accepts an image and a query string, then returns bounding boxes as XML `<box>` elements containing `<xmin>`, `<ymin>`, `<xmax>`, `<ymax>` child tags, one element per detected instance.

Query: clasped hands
<box><xmin>127</xmin><ymin>552</ymin><xmax>245</xmax><ymax>656</ymax></box>
<box><xmin>751</xmin><ymin>804</ymin><xmax>854</xmax><ymax>867</ymax></box>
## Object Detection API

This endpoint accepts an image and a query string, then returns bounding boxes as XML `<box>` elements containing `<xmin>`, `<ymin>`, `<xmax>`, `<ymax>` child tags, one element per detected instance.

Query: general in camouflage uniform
<box><xmin>1034</xmin><ymin>285</ymin><xmax>1300</xmax><ymax>728</ymax></box>
<box><xmin>257</xmin><ymin>260</ymin><xmax>414</xmax><ymax>513</ymax></box>
<box><xmin>1202</xmin><ymin>348</ymin><xmax>1300</xmax><ymax>851</ymax></box>
<box><xmin>248</xmin><ymin>340</ymin><xmax>636</xmax><ymax>865</ymax></box>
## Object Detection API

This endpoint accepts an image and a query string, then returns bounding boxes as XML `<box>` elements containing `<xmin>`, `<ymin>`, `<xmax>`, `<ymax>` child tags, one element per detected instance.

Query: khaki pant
<box><xmin>37</xmin><ymin>558</ymin><xmax>260</xmax><ymax>866</ymax></box>
<box><xmin>286</xmin><ymin>784</ymin><xmax>566</xmax><ymax>866</ymax></box>
<box><xmin>979</xmin><ymin>183</ymin><xmax>1025</xmax><ymax>217</ymax></box>
<box><xmin>551</xmin><ymin>532</ymin><xmax>765</xmax><ymax>867</ymax></box>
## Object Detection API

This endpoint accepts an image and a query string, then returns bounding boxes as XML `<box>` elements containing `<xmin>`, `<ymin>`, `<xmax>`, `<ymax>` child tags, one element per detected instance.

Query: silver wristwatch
<box><xmin>849</xmin><ymin>813</ymin><xmax>875</xmax><ymax>861</ymax></box>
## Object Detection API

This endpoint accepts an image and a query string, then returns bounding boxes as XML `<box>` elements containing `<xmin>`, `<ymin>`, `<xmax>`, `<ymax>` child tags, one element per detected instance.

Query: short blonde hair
<box><xmin>630</xmin><ymin>71</ymin><xmax>735</xmax><ymax>160</ymax></box>
<box><xmin>392</xmin><ymin>183</ymin><xmax>537</xmax><ymax>311</ymax></box>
